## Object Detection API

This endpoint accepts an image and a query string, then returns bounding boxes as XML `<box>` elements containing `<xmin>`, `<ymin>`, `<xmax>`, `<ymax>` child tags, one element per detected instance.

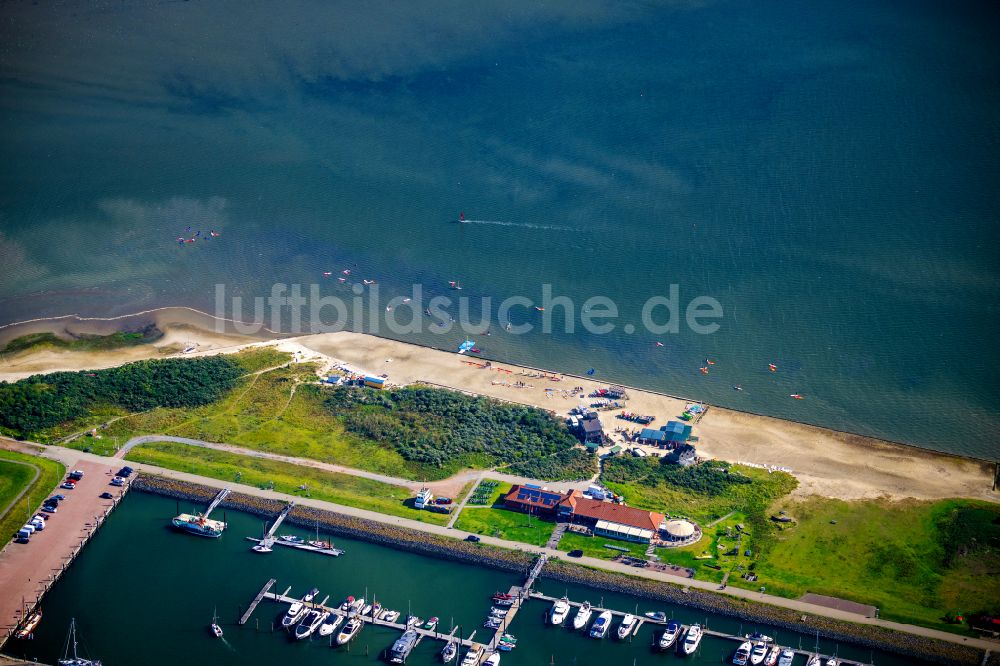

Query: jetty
<box><xmin>202</xmin><ymin>487</ymin><xmax>231</xmax><ymax>521</ymax></box>
<box><xmin>239</xmin><ymin>578</ymin><xmax>276</xmax><ymax>625</ymax></box>
<box><xmin>245</xmin><ymin>501</ymin><xmax>295</xmax><ymax>552</ymax></box>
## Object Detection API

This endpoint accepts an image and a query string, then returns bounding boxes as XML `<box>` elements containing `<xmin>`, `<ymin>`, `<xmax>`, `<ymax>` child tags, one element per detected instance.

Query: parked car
<box><xmin>20</xmin><ymin>524</ymin><xmax>35</xmax><ymax>535</ymax></box>
<box><xmin>99</xmin><ymin>492</ymin><xmax>114</xmax><ymax>500</ymax></box>
<box><xmin>110</xmin><ymin>477</ymin><xmax>124</xmax><ymax>487</ymax></box>
<box><xmin>118</xmin><ymin>466</ymin><xmax>134</xmax><ymax>477</ymax></box>
<box><xmin>51</xmin><ymin>494</ymin><xmax>66</xmax><ymax>501</ymax></box>
<box><xmin>60</xmin><ymin>482</ymin><xmax>76</xmax><ymax>490</ymax></box>
<box><xmin>33</xmin><ymin>514</ymin><xmax>49</xmax><ymax>522</ymax></box>
<box><xmin>30</xmin><ymin>518</ymin><xmax>45</xmax><ymax>531</ymax></box>
<box><xmin>567</xmin><ymin>549</ymin><xmax>584</xmax><ymax>558</ymax></box>
<box><xmin>16</xmin><ymin>529</ymin><xmax>31</xmax><ymax>543</ymax></box>
<box><xmin>41</xmin><ymin>505</ymin><xmax>57</xmax><ymax>514</ymax></box>
<box><xmin>68</xmin><ymin>470</ymin><xmax>85</xmax><ymax>480</ymax></box>
<box><xmin>465</xmin><ymin>535</ymin><xmax>481</xmax><ymax>543</ymax></box>
<box><xmin>435</xmin><ymin>497</ymin><xmax>453</xmax><ymax>505</ymax></box>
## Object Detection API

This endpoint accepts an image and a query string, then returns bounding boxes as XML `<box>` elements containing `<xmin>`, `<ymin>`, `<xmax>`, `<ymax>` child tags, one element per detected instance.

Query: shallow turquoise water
<box><xmin>12</xmin><ymin>493</ymin><xmax>931</xmax><ymax>665</ymax></box>
<box><xmin>0</xmin><ymin>0</ymin><xmax>998</xmax><ymax>457</ymax></box>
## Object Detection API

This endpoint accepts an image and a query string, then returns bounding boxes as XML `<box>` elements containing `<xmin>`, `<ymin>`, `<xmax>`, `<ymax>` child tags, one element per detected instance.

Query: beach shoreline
<box><xmin>0</xmin><ymin>306</ymin><xmax>996</xmax><ymax>503</ymax></box>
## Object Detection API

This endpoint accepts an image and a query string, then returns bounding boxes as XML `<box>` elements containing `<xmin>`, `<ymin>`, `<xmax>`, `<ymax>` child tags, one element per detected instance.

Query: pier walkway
<box><xmin>240</xmin><ymin>578</ymin><xmax>276</xmax><ymax>625</ymax></box>
<box><xmin>202</xmin><ymin>487</ymin><xmax>230</xmax><ymax>520</ymax></box>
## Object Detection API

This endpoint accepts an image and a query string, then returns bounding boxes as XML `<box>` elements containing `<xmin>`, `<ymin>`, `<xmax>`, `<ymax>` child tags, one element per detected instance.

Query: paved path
<box><xmin>6</xmin><ymin>440</ymin><xmax>999</xmax><ymax>653</ymax></box>
<box><xmin>117</xmin><ymin>435</ymin><xmax>593</xmax><ymax>499</ymax></box>
<box><xmin>446</xmin><ymin>471</ymin><xmax>485</xmax><ymax>528</ymax></box>
<box><xmin>0</xmin><ymin>460</ymin><xmax>40</xmax><ymax>526</ymax></box>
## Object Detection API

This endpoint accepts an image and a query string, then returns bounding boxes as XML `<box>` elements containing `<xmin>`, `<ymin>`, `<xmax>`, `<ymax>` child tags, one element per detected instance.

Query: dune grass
<box><xmin>124</xmin><ymin>441</ymin><xmax>450</xmax><ymax>525</ymax></box>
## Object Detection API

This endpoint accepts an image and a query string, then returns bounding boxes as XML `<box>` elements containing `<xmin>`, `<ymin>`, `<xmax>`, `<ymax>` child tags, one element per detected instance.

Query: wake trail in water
<box><xmin>460</xmin><ymin>219</ymin><xmax>576</xmax><ymax>231</ymax></box>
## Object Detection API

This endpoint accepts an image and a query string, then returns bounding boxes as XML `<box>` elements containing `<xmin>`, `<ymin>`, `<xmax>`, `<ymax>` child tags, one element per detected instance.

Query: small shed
<box><xmin>580</xmin><ymin>417</ymin><xmax>604</xmax><ymax>443</ymax></box>
<box><xmin>363</xmin><ymin>376</ymin><xmax>386</xmax><ymax>389</ymax></box>
<box><xmin>638</xmin><ymin>428</ymin><xmax>667</xmax><ymax>446</ymax></box>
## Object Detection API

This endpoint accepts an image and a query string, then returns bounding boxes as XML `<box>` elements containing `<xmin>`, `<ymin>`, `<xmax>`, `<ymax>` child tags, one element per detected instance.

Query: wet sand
<box><xmin>0</xmin><ymin>311</ymin><xmax>995</xmax><ymax>503</ymax></box>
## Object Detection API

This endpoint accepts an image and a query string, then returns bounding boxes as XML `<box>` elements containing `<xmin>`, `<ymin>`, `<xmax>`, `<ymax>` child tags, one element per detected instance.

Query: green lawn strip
<box><xmin>453</xmin><ymin>506</ymin><xmax>555</xmax><ymax>546</ymax></box>
<box><xmin>654</xmin><ymin>512</ymin><xmax>749</xmax><ymax>583</ymax></box>
<box><xmin>556</xmin><ymin>530</ymin><xmax>649</xmax><ymax>560</ymax></box>
<box><xmin>123</xmin><ymin>441</ymin><xmax>449</xmax><ymax>526</ymax></box>
<box><xmin>0</xmin><ymin>450</ymin><xmax>65</xmax><ymax>544</ymax></box>
<box><xmin>0</xmin><ymin>330</ymin><xmax>160</xmax><ymax>355</ymax></box>
<box><xmin>725</xmin><ymin>496</ymin><xmax>1000</xmax><ymax>633</ymax></box>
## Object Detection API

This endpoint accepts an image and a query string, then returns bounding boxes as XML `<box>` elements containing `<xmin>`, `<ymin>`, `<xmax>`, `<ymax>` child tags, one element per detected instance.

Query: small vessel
<box><xmin>493</xmin><ymin>596</ymin><xmax>515</xmax><ymax>607</ymax></box>
<box><xmin>644</xmin><ymin>611</ymin><xmax>666</xmax><ymax>622</ymax></box>
<box><xmin>825</xmin><ymin>660</ymin><xmax>839</xmax><ymax>666</ymax></box>
<box><xmin>790</xmin><ymin>394</ymin><xmax>804</xmax><ymax>400</ymax></box>
<box><xmin>484</xmin><ymin>617</ymin><xmax>502</xmax><ymax>629</ymax></box>
<box><xmin>733</xmin><ymin>385</ymin><xmax>744</xmax><ymax>391</ymax></box>
<box><xmin>171</xmin><ymin>513</ymin><xmax>225</xmax><ymax>537</ymax></box>
<box><xmin>492</xmin><ymin>592</ymin><xmax>514</xmax><ymax>601</ymax></box>
<box><xmin>733</xmin><ymin>640</ymin><xmax>753</xmax><ymax>665</ymax></box>
<box><xmin>460</xmin><ymin>646</ymin><xmax>483</xmax><ymax>666</ymax></box>
<box><xmin>490</xmin><ymin>607</ymin><xmax>509</xmax><ymax>618</ymax></box>
<box><xmin>778</xmin><ymin>649</ymin><xmax>795</xmax><ymax>666</ymax></box>
<box><xmin>681</xmin><ymin>624</ymin><xmax>703</xmax><ymax>655</ymax></box>
<box><xmin>765</xmin><ymin>645</ymin><xmax>781</xmax><ymax>665</ymax></box>
<box><xmin>768</xmin><ymin>363</ymin><xmax>777</xmax><ymax>372</ymax></box>
<box><xmin>549</xmin><ymin>597</ymin><xmax>571</xmax><ymax>625</ymax></box>
<box><xmin>750</xmin><ymin>641</ymin><xmax>769</xmax><ymax>665</ymax></box>
<box><xmin>251</xmin><ymin>541</ymin><xmax>273</xmax><ymax>553</ymax></box>
<box><xmin>406</xmin><ymin>615</ymin><xmax>421</xmax><ymax>628</ymax></box>
<box><xmin>658</xmin><ymin>620</ymin><xmax>681</xmax><ymax>650</ymax></box>
<box><xmin>282</xmin><ymin>601</ymin><xmax>307</xmax><ymax>628</ymax></box>
<box><xmin>335</xmin><ymin>616</ymin><xmax>363</xmax><ymax>645</ymax></box>
<box><xmin>338</xmin><ymin>596</ymin><xmax>356</xmax><ymax>612</ymax></box>
<box><xmin>210</xmin><ymin>608</ymin><xmax>223</xmax><ymax>638</ymax></box>
<box><xmin>361</xmin><ymin>604</ymin><xmax>373</xmax><ymax>616</ymax></box>
<box><xmin>58</xmin><ymin>618</ymin><xmax>101</xmax><ymax>666</ymax></box>
<box><xmin>589</xmin><ymin>610</ymin><xmax>612</xmax><ymax>638</ymax></box>
<box><xmin>441</xmin><ymin>641</ymin><xmax>458</xmax><ymax>662</ymax></box>
<box><xmin>746</xmin><ymin>632</ymin><xmax>774</xmax><ymax>643</ymax></box>
<box><xmin>294</xmin><ymin>609</ymin><xmax>325</xmax><ymax>640</ymax></box>
<box><xmin>382</xmin><ymin>610</ymin><xmax>401</xmax><ymax>623</ymax></box>
<box><xmin>349</xmin><ymin>597</ymin><xmax>366</xmax><ymax>614</ymax></box>
<box><xmin>318</xmin><ymin>613</ymin><xmax>343</xmax><ymax>637</ymax></box>
<box><xmin>484</xmin><ymin>654</ymin><xmax>501</xmax><ymax>666</ymax></box>
<box><xmin>805</xmin><ymin>657</ymin><xmax>821</xmax><ymax>666</ymax></box>
<box><xmin>303</xmin><ymin>587</ymin><xmax>320</xmax><ymax>603</ymax></box>
<box><xmin>280</xmin><ymin>535</ymin><xmax>305</xmax><ymax>544</ymax></box>
<box><xmin>616</xmin><ymin>614</ymin><xmax>637</xmax><ymax>639</ymax></box>
<box><xmin>422</xmin><ymin>616</ymin><xmax>439</xmax><ymax>631</ymax></box>
<box><xmin>571</xmin><ymin>601</ymin><xmax>592</xmax><ymax>630</ymax></box>
<box><xmin>15</xmin><ymin>609</ymin><xmax>42</xmax><ymax>639</ymax></box>
<box><xmin>388</xmin><ymin>629</ymin><xmax>419</xmax><ymax>664</ymax></box>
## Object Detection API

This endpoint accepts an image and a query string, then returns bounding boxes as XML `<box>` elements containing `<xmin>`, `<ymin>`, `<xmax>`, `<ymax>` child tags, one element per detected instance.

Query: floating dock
<box><xmin>246</xmin><ymin>536</ymin><xmax>344</xmax><ymax>557</ymax></box>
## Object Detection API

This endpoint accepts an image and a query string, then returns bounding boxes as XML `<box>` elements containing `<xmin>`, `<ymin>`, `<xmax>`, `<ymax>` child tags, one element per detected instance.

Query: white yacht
<box><xmin>589</xmin><ymin>610</ymin><xmax>612</xmax><ymax>638</ymax></box>
<box><xmin>549</xmin><ymin>597</ymin><xmax>571</xmax><ymax>625</ymax></box>
<box><xmin>318</xmin><ymin>613</ymin><xmax>343</xmax><ymax>637</ymax></box>
<box><xmin>681</xmin><ymin>624</ymin><xmax>703</xmax><ymax>655</ymax></box>
<box><xmin>336</xmin><ymin>616</ymin><xmax>363</xmax><ymax>645</ymax></box>
<box><xmin>281</xmin><ymin>601</ymin><xmax>307</xmax><ymax>628</ymax></box>
<box><xmin>302</xmin><ymin>587</ymin><xmax>319</xmax><ymax>603</ymax></box>
<box><xmin>294</xmin><ymin>609</ymin><xmax>326</xmax><ymax>640</ymax></box>
<box><xmin>460</xmin><ymin>645</ymin><xmax>483</xmax><ymax>666</ymax></box>
<box><xmin>58</xmin><ymin>618</ymin><xmax>101</xmax><ymax>666</ymax></box>
<box><xmin>778</xmin><ymin>649</ymin><xmax>796</xmax><ymax>666</ymax></box>
<box><xmin>571</xmin><ymin>601</ymin><xmax>592</xmax><ymax>630</ymax></box>
<box><xmin>765</xmin><ymin>645</ymin><xmax>781</xmax><ymax>665</ymax></box>
<box><xmin>616</xmin><ymin>614</ymin><xmax>637</xmax><ymax>639</ymax></box>
<box><xmin>659</xmin><ymin>621</ymin><xmax>681</xmax><ymax>650</ymax></box>
<box><xmin>750</xmin><ymin>641</ymin><xmax>769</xmax><ymax>664</ymax></box>
<box><xmin>733</xmin><ymin>640</ymin><xmax>753</xmax><ymax>665</ymax></box>
<box><xmin>483</xmin><ymin>653</ymin><xmax>501</xmax><ymax>666</ymax></box>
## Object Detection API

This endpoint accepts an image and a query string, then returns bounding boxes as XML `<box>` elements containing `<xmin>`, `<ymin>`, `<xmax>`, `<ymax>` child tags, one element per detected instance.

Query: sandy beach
<box><xmin>1</xmin><ymin>309</ymin><xmax>996</xmax><ymax>503</ymax></box>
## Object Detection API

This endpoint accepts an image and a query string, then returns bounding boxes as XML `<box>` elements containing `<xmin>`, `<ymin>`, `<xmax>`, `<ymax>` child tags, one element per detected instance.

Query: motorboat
<box><xmin>349</xmin><ymin>597</ymin><xmax>366</xmax><ymax>614</ymax></box>
<box><xmin>381</xmin><ymin>610</ymin><xmax>401</xmax><ymax>623</ymax></box>
<box><xmin>318</xmin><ymin>613</ymin><xmax>343</xmax><ymax>637</ymax></box>
<box><xmin>460</xmin><ymin>646</ymin><xmax>483</xmax><ymax>666</ymax></box>
<box><xmin>493</xmin><ymin>596</ymin><xmax>515</xmax><ymax>607</ymax></box>
<box><xmin>616</xmin><ymin>614</ymin><xmax>637</xmax><ymax>640</ymax></box>
<box><xmin>644</xmin><ymin>611</ymin><xmax>667</xmax><ymax>622</ymax></box>
<box><xmin>571</xmin><ymin>601</ymin><xmax>592</xmax><ymax>630</ymax></box>
<box><xmin>441</xmin><ymin>641</ymin><xmax>458</xmax><ymax>663</ymax></box>
<box><xmin>778</xmin><ymin>649</ymin><xmax>796</xmax><ymax>666</ymax></box>
<box><xmin>681</xmin><ymin>624</ymin><xmax>703</xmax><ymax>655</ymax></box>
<box><xmin>765</xmin><ymin>645</ymin><xmax>781</xmax><ymax>665</ymax></box>
<box><xmin>336</xmin><ymin>617</ymin><xmax>363</xmax><ymax>645</ymax></box>
<box><xmin>658</xmin><ymin>621</ymin><xmax>681</xmax><ymax>650</ymax></box>
<box><xmin>750</xmin><ymin>641</ymin><xmax>769</xmax><ymax>664</ymax></box>
<box><xmin>280</xmin><ymin>535</ymin><xmax>306</xmax><ymax>544</ymax></box>
<box><xmin>282</xmin><ymin>602</ymin><xmax>307</xmax><ymax>628</ymax></box>
<box><xmin>388</xmin><ymin>629</ymin><xmax>419</xmax><ymax>664</ymax></box>
<box><xmin>747</xmin><ymin>632</ymin><xmax>774</xmax><ymax>643</ymax></box>
<box><xmin>549</xmin><ymin>597</ymin><xmax>571</xmax><ymax>625</ymax></box>
<box><xmin>490</xmin><ymin>607</ymin><xmax>509</xmax><ymax>617</ymax></box>
<box><xmin>805</xmin><ymin>657</ymin><xmax>821</xmax><ymax>666</ymax></box>
<box><xmin>733</xmin><ymin>640</ymin><xmax>753</xmax><ymax>665</ymax></box>
<box><xmin>589</xmin><ymin>610</ymin><xmax>612</xmax><ymax>638</ymax></box>
<box><xmin>294</xmin><ymin>609</ymin><xmax>326</xmax><ymax>640</ymax></box>
<box><xmin>484</xmin><ymin>654</ymin><xmax>501</xmax><ymax>666</ymax></box>
<box><xmin>303</xmin><ymin>587</ymin><xmax>319</xmax><ymax>603</ymax></box>
<box><xmin>422</xmin><ymin>616</ymin><xmax>439</xmax><ymax>631</ymax></box>
<box><xmin>15</xmin><ymin>609</ymin><xmax>42</xmax><ymax>640</ymax></box>
<box><xmin>338</xmin><ymin>596</ymin><xmax>356</xmax><ymax>612</ymax></box>
<box><xmin>825</xmin><ymin>660</ymin><xmax>839</xmax><ymax>666</ymax></box>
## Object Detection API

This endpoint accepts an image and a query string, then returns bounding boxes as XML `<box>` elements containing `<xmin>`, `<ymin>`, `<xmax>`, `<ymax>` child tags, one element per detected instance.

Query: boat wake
<box><xmin>459</xmin><ymin>219</ymin><xmax>575</xmax><ymax>231</ymax></box>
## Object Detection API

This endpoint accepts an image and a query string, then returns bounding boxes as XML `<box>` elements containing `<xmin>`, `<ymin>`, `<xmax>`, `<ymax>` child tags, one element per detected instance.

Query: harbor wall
<box><xmin>132</xmin><ymin>475</ymin><xmax>986</xmax><ymax>666</ymax></box>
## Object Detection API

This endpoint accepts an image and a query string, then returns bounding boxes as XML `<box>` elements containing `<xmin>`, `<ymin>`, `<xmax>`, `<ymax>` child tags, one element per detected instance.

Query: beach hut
<box><xmin>661</xmin><ymin>420</ymin><xmax>693</xmax><ymax>445</ymax></box>
<box><xmin>363</xmin><ymin>376</ymin><xmax>386</xmax><ymax>389</ymax></box>
<box><xmin>638</xmin><ymin>428</ymin><xmax>668</xmax><ymax>446</ymax></box>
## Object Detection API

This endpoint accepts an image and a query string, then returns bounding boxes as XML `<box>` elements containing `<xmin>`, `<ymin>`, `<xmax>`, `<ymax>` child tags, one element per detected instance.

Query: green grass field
<box><xmin>736</xmin><ymin>496</ymin><xmax>1000</xmax><ymax>630</ymax></box>
<box><xmin>556</xmin><ymin>530</ymin><xmax>649</xmax><ymax>560</ymax></box>
<box><xmin>124</xmin><ymin>441</ymin><xmax>450</xmax><ymax>525</ymax></box>
<box><xmin>0</xmin><ymin>330</ymin><xmax>161</xmax><ymax>355</ymax></box>
<box><xmin>654</xmin><ymin>512</ymin><xmax>749</xmax><ymax>583</ymax></box>
<box><xmin>453</xmin><ymin>506</ymin><xmax>555</xmax><ymax>546</ymax></box>
<box><xmin>0</xmin><ymin>450</ymin><xmax>65</xmax><ymax>544</ymax></box>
